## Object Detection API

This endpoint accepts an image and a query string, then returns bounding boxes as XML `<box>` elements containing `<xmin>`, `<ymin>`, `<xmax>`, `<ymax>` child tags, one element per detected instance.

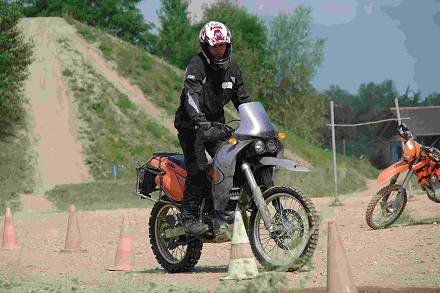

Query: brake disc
<box><xmin>160</xmin><ymin>215</ymin><xmax>185</xmax><ymax>250</ymax></box>
<box><xmin>271</xmin><ymin>209</ymin><xmax>304</xmax><ymax>250</ymax></box>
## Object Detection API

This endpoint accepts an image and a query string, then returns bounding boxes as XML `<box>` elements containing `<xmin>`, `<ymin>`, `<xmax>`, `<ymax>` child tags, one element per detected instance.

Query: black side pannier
<box><xmin>136</xmin><ymin>162</ymin><xmax>162</xmax><ymax>198</ymax></box>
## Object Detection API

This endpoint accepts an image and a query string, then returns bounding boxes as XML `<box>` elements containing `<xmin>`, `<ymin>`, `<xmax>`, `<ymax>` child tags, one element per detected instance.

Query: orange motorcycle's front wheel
<box><xmin>365</xmin><ymin>184</ymin><xmax>408</xmax><ymax>230</ymax></box>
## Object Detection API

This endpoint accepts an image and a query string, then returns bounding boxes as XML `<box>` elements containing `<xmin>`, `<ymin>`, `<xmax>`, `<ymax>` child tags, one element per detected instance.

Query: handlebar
<box><xmin>422</xmin><ymin>145</ymin><xmax>440</xmax><ymax>158</ymax></box>
<box><xmin>212</xmin><ymin>121</ymin><xmax>236</xmax><ymax>136</ymax></box>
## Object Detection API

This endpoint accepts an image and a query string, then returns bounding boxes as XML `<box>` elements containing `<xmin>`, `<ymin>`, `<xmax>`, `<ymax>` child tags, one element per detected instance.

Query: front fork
<box><xmin>385</xmin><ymin>170</ymin><xmax>412</xmax><ymax>209</ymax></box>
<box><xmin>241</xmin><ymin>163</ymin><xmax>274</xmax><ymax>233</ymax></box>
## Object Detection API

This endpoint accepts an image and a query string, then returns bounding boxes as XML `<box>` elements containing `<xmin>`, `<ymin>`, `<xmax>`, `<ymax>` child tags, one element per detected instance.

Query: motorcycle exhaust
<box><xmin>241</xmin><ymin>163</ymin><xmax>274</xmax><ymax>233</ymax></box>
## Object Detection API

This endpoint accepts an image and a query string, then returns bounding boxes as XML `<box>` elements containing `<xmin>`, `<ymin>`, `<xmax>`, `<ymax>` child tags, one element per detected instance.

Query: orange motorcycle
<box><xmin>366</xmin><ymin>123</ymin><xmax>440</xmax><ymax>229</ymax></box>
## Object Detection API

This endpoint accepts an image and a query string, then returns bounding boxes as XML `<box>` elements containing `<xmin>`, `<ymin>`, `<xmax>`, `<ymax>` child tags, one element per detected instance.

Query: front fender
<box><xmin>259</xmin><ymin>157</ymin><xmax>310</xmax><ymax>172</ymax></box>
<box><xmin>378</xmin><ymin>159</ymin><xmax>409</xmax><ymax>185</ymax></box>
<box><xmin>211</xmin><ymin>139</ymin><xmax>254</xmax><ymax>211</ymax></box>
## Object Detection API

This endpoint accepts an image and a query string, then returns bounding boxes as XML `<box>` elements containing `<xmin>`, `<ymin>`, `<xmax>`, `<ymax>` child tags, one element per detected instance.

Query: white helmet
<box><xmin>199</xmin><ymin>21</ymin><xmax>232</xmax><ymax>70</ymax></box>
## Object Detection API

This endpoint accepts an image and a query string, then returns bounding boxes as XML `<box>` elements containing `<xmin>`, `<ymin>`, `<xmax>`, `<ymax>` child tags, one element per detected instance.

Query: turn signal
<box><xmin>278</xmin><ymin>132</ymin><xmax>286</xmax><ymax>141</ymax></box>
<box><xmin>228</xmin><ymin>137</ymin><xmax>238</xmax><ymax>145</ymax></box>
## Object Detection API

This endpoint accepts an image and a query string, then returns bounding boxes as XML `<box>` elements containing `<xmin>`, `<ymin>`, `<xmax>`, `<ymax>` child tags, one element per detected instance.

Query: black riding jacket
<box><xmin>174</xmin><ymin>52</ymin><xmax>251</xmax><ymax>131</ymax></box>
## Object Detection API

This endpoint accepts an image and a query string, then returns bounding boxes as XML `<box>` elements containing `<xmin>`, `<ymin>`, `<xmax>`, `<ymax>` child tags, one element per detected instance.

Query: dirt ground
<box><xmin>2</xmin><ymin>181</ymin><xmax>440</xmax><ymax>291</ymax></box>
<box><xmin>4</xmin><ymin>17</ymin><xmax>439</xmax><ymax>291</ymax></box>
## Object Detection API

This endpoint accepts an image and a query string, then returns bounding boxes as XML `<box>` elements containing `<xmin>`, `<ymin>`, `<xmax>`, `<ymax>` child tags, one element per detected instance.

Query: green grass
<box><xmin>281</xmin><ymin>128</ymin><xmax>378</xmax><ymax>179</ymax></box>
<box><xmin>77</xmin><ymin>25</ymin><xmax>97</xmax><ymax>43</ymax></box>
<box><xmin>0</xmin><ymin>122</ymin><xmax>35</xmax><ymax>215</ymax></box>
<box><xmin>274</xmin><ymin>166</ymin><xmax>366</xmax><ymax>197</ymax></box>
<box><xmin>0</xmin><ymin>268</ymin><xmax>295</xmax><ymax>293</ymax></box>
<box><xmin>393</xmin><ymin>210</ymin><xmax>415</xmax><ymax>226</ymax></box>
<box><xmin>393</xmin><ymin>210</ymin><xmax>440</xmax><ymax>227</ymax></box>
<box><xmin>56</xmin><ymin>36</ymin><xmax>180</xmax><ymax>180</ymax></box>
<box><xmin>45</xmin><ymin>179</ymin><xmax>153</xmax><ymax>211</ymax></box>
<box><xmin>0</xmin><ymin>270</ymin><xmax>204</xmax><ymax>292</ymax></box>
<box><xmin>66</xmin><ymin>17</ymin><xmax>183</xmax><ymax>117</ymax></box>
<box><xmin>275</xmin><ymin>127</ymin><xmax>379</xmax><ymax>196</ymax></box>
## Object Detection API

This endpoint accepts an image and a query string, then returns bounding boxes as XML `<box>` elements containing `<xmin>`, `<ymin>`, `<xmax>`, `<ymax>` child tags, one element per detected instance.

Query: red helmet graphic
<box><xmin>199</xmin><ymin>21</ymin><xmax>232</xmax><ymax>70</ymax></box>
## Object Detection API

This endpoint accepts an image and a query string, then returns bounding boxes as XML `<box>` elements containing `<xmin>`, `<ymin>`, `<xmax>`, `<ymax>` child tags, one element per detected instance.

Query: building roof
<box><xmin>390</xmin><ymin>106</ymin><xmax>440</xmax><ymax>136</ymax></box>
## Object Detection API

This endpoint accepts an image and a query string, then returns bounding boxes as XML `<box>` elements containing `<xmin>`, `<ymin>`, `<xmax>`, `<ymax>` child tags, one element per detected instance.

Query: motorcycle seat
<box><xmin>168</xmin><ymin>154</ymin><xmax>186</xmax><ymax>169</ymax></box>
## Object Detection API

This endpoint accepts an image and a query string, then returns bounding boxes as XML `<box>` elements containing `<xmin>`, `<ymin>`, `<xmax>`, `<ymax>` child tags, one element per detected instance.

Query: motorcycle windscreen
<box><xmin>234</xmin><ymin>102</ymin><xmax>278</xmax><ymax>139</ymax></box>
<box><xmin>377</xmin><ymin>159</ymin><xmax>409</xmax><ymax>185</ymax></box>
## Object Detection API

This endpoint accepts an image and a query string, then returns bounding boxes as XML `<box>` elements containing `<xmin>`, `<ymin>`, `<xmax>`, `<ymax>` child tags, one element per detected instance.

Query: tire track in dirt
<box><xmin>20</xmin><ymin>18</ymin><xmax>91</xmax><ymax>196</ymax></box>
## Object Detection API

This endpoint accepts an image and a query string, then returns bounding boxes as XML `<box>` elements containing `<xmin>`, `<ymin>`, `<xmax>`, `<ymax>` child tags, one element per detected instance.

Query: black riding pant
<box><xmin>177</xmin><ymin>128</ymin><xmax>223</xmax><ymax>218</ymax></box>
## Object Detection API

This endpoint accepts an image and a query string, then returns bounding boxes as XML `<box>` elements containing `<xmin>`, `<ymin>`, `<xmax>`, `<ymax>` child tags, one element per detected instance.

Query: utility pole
<box><xmin>342</xmin><ymin>137</ymin><xmax>346</xmax><ymax>157</ymax></box>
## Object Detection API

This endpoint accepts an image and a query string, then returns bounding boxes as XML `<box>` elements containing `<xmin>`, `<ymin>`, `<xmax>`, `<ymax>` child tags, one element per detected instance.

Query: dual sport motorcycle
<box><xmin>136</xmin><ymin>102</ymin><xmax>319</xmax><ymax>272</ymax></box>
<box><xmin>366</xmin><ymin>123</ymin><xmax>440</xmax><ymax>229</ymax></box>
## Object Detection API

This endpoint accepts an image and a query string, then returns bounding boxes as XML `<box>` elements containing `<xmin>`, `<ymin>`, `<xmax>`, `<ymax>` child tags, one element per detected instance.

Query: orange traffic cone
<box><xmin>327</xmin><ymin>221</ymin><xmax>358</xmax><ymax>293</ymax></box>
<box><xmin>107</xmin><ymin>214</ymin><xmax>135</xmax><ymax>271</ymax></box>
<box><xmin>60</xmin><ymin>204</ymin><xmax>87</xmax><ymax>253</ymax></box>
<box><xmin>1</xmin><ymin>207</ymin><xmax>20</xmax><ymax>250</ymax></box>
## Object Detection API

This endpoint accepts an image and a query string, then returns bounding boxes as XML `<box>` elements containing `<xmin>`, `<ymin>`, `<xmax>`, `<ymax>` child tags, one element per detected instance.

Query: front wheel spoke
<box><xmin>262</xmin><ymin>237</ymin><xmax>273</xmax><ymax>251</ymax></box>
<box><xmin>171</xmin><ymin>249</ymin><xmax>177</xmax><ymax>259</ymax></box>
<box><xmin>259</xmin><ymin>228</ymin><xmax>270</xmax><ymax>237</ymax></box>
<box><xmin>285</xmin><ymin>244</ymin><xmax>297</xmax><ymax>259</ymax></box>
<box><xmin>176</xmin><ymin>246</ymin><xmax>182</xmax><ymax>259</ymax></box>
<box><xmin>273</xmin><ymin>243</ymin><xmax>281</xmax><ymax>258</ymax></box>
<box><xmin>266</xmin><ymin>242</ymin><xmax>277</xmax><ymax>255</ymax></box>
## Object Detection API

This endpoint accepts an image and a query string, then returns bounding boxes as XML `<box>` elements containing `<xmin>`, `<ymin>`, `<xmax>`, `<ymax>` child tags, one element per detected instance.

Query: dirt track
<box><xmin>19</xmin><ymin>18</ymin><xmax>92</xmax><ymax>193</ymax></box>
<box><xmin>1</xmin><ymin>180</ymin><xmax>440</xmax><ymax>290</ymax></box>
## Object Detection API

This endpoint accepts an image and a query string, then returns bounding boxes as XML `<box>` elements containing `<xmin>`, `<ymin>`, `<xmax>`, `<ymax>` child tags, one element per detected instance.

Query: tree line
<box><xmin>323</xmin><ymin>81</ymin><xmax>440</xmax><ymax>167</ymax></box>
<box><xmin>0</xmin><ymin>1</ymin><xmax>33</xmax><ymax>137</ymax></box>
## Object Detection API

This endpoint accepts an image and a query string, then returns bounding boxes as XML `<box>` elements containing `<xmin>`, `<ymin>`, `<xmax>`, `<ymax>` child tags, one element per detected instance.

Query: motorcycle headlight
<box><xmin>254</xmin><ymin>140</ymin><xmax>266</xmax><ymax>154</ymax></box>
<box><xmin>266</xmin><ymin>139</ymin><xmax>278</xmax><ymax>153</ymax></box>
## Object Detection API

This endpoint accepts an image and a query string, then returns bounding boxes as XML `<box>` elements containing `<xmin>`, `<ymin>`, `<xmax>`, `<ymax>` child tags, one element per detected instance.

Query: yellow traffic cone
<box><xmin>221</xmin><ymin>208</ymin><xmax>258</xmax><ymax>280</ymax></box>
<box><xmin>327</xmin><ymin>221</ymin><xmax>358</xmax><ymax>293</ymax></box>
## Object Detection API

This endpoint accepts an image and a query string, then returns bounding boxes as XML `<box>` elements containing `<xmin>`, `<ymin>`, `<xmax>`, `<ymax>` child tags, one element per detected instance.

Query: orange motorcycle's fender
<box><xmin>378</xmin><ymin>159</ymin><xmax>409</xmax><ymax>185</ymax></box>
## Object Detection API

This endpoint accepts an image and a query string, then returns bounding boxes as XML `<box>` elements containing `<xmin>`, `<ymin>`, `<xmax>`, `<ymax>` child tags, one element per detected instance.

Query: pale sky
<box><xmin>140</xmin><ymin>0</ymin><xmax>361</xmax><ymax>27</ymax></box>
<box><xmin>138</xmin><ymin>0</ymin><xmax>440</xmax><ymax>96</ymax></box>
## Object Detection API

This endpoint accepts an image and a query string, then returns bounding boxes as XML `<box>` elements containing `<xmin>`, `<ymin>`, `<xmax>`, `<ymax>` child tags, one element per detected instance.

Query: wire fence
<box><xmin>328</xmin><ymin>98</ymin><xmax>410</xmax><ymax>205</ymax></box>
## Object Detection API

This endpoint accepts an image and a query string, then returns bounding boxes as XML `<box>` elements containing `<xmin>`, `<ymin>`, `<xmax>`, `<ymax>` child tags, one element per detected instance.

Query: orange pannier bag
<box><xmin>145</xmin><ymin>155</ymin><xmax>187</xmax><ymax>202</ymax></box>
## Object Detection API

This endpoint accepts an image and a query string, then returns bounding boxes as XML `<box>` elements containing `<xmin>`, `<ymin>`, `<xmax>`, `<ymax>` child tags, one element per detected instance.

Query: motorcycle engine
<box><xmin>426</xmin><ymin>175</ymin><xmax>440</xmax><ymax>203</ymax></box>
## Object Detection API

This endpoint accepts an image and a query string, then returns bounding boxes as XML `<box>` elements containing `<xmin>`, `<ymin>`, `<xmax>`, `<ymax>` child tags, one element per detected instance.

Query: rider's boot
<box><xmin>184</xmin><ymin>218</ymin><xmax>209</xmax><ymax>236</ymax></box>
<box><xmin>211</xmin><ymin>210</ymin><xmax>230</xmax><ymax>236</ymax></box>
<box><xmin>182</xmin><ymin>201</ymin><xmax>209</xmax><ymax>236</ymax></box>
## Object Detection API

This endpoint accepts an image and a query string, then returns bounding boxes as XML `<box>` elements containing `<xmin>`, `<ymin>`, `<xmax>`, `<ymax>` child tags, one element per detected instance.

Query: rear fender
<box><xmin>378</xmin><ymin>159</ymin><xmax>409</xmax><ymax>185</ymax></box>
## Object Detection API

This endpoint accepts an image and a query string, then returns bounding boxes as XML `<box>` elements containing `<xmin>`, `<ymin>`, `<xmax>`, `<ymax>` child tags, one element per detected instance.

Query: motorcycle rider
<box><xmin>174</xmin><ymin>21</ymin><xmax>252</xmax><ymax>236</ymax></box>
